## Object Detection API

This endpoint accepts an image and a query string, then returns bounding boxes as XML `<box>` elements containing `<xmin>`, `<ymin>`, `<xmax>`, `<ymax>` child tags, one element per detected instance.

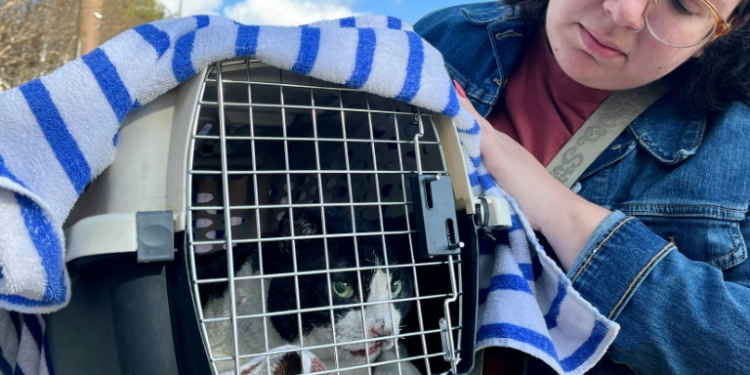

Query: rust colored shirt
<box><xmin>486</xmin><ymin>28</ymin><xmax>611</xmax><ymax>166</ymax></box>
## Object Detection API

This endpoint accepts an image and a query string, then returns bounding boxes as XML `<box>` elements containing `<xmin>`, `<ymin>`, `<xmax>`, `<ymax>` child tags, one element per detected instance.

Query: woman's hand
<box><xmin>455</xmin><ymin>81</ymin><xmax>611</xmax><ymax>270</ymax></box>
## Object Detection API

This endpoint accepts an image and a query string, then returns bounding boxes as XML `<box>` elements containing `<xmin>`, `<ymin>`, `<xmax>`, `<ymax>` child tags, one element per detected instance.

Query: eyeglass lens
<box><xmin>646</xmin><ymin>0</ymin><xmax>716</xmax><ymax>47</ymax></box>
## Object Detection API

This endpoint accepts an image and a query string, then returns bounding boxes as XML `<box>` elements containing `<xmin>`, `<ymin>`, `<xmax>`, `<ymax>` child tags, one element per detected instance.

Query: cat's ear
<box><xmin>277</xmin><ymin>208</ymin><xmax>323</xmax><ymax>238</ymax></box>
<box><xmin>276</xmin><ymin>209</ymin><xmax>322</xmax><ymax>256</ymax></box>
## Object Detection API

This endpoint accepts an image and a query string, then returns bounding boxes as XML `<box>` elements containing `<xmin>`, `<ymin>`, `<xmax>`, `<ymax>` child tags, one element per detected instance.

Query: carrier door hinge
<box><xmin>473</xmin><ymin>196</ymin><xmax>512</xmax><ymax>231</ymax></box>
<box><xmin>136</xmin><ymin>211</ymin><xmax>175</xmax><ymax>263</ymax></box>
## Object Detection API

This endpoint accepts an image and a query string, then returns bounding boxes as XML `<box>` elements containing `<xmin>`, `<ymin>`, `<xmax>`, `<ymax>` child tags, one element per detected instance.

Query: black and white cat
<box><xmin>199</xmin><ymin>208</ymin><xmax>421</xmax><ymax>375</ymax></box>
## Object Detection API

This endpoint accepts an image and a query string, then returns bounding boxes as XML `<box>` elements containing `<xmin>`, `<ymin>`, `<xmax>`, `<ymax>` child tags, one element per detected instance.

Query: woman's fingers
<box><xmin>454</xmin><ymin>80</ymin><xmax>483</xmax><ymax>119</ymax></box>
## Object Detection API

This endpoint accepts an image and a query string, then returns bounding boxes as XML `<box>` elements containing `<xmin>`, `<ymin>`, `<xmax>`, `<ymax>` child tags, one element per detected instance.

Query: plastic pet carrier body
<box><xmin>46</xmin><ymin>58</ymin><xmax>508</xmax><ymax>375</ymax></box>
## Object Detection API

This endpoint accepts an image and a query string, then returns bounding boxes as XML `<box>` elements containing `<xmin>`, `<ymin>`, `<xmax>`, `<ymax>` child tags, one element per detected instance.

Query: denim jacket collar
<box><xmin>460</xmin><ymin>2</ymin><xmax>522</xmax><ymax>25</ymax></box>
<box><xmin>458</xmin><ymin>2</ymin><xmax>706</xmax><ymax>165</ymax></box>
<box><xmin>629</xmin><ymin>91</ymin><xmax>707</xmax><ymax>164</ymax></box>
<box><xmin>449</xmin><ymin>3</ymin><xmax>531</xmax><ymax>117</ymax></box>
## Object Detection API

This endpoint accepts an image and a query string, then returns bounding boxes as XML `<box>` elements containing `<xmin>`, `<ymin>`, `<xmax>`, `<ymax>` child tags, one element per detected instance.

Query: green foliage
<box><xmin>123</xmin><ymin>0</ymin><xmax>169</xmax><ymax>24</ymax></box>
<box><xmin>100</xmin><ymin>0</ymin><xmax>172</xmax><ymax>43</ymax></box>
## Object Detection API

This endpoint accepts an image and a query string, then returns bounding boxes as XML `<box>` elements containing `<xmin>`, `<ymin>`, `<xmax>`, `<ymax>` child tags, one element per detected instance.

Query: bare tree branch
<box><xmin>0</xmin><ymin>0</ymin><xmax>167</xmax><ymax>92</ymax></box>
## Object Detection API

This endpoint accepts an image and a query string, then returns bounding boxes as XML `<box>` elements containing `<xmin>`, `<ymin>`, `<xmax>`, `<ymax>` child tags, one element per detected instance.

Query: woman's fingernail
<box><xmin>453</xmin><ymin>80</ymin><xmax>467</xmax><ymax>98</ymax></box>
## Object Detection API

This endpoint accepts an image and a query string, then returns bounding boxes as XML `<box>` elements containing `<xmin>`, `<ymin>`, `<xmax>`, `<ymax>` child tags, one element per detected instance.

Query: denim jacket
<box><xmin>415</xmin><ymin>2</ymin><xmax>750</xmax><ymax>374</ymax></box>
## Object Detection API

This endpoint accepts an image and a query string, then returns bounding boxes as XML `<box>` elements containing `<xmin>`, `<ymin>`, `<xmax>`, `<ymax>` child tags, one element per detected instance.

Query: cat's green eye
<box><xmin>391</xmin><ymin>280</ymin><xmax>403</xmax><ymax>296</ymax></box>
<box><xmin>333</xmin><ymin>281</ymin><xmax>353</xmax><ymax>298</ymax></box>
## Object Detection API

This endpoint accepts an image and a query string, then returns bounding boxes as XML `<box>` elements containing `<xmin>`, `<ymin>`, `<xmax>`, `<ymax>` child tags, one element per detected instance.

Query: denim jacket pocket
<box><xmin>613</xmin><ymin>204</ymin><xmax>748</xmax><ymax>270</ymax></box>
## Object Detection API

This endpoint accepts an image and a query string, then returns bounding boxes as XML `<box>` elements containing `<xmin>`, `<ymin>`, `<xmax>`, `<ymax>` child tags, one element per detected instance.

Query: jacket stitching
<box><xmin>487</xmin><ymin>23</ymin><xmax>505</xmax><ymax>102</ymax></box>
<box><xmin>706</xmin><ymin>223</ymin><xmax>747</xmax><ymax>268</ymax></box>
<box><xmin>459</xmin><ymin>4</ymin><xmax>521</xmax><ymax>25</ymax></box>
<box><xmin>706</xmin><ymin>224</ymin><xmax>739</xmax><ymax>265</ymax></box>
<box><xmin>613</xmin><ymin>203</ymin><xmax>747</xmax><ymax>221</ymax></box>
<box><xmin>723</xmin><ymin>255</ymin><xmax>746</xmax><ymax>269</ymax></box>
<box><xmin>571</xmin><ymin>216</ymin><xmax>636</xmax><ymax>283</ymax></box>
<box><xmin>630</xmin><ymin>112</ymin><xmax>707</xmax><ymax>165</ymax></box>
<box><xmin>616</xmin><ymin>203</ymin><xmax>745</xmax><ymax>212</ymax></box>
<box><xmin>608</xmin><ymin>243</ymin><xmax>674</xmax><ymax>319</ymax></box>
<box><xmin>446</xmin><ymin>64</ymin><xmax>498</xmax><ymax>106</ymax></box>
<box><xmin>598</xmin><ymin>168</ymin><xmax>611</xmax><ymax>200</ymax></box>
<box><xmin>616</xmin><ymin>212</ymin><xmax>742</xmax><ymax>221</ymax></box>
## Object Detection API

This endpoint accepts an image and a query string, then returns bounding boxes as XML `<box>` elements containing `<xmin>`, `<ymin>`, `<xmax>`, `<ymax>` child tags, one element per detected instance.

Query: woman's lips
<box><xmin>580</xmin><ymin>26</ymin><xmax>625</xmax><ymax>60</ymax></box>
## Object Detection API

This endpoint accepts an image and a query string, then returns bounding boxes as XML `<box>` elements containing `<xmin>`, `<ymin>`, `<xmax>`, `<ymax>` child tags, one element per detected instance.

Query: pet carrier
<box><xmin>45</xmin><ymin>58</ymin><xmax>511</xmax><ymax>375</ymax></box>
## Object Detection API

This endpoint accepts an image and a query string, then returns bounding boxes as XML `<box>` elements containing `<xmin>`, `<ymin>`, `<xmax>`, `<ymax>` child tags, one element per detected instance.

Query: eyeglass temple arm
<box><xmin>702</xmin><ymin>0</ymin><xmax>730</xmax><ymax>40</ymax></box>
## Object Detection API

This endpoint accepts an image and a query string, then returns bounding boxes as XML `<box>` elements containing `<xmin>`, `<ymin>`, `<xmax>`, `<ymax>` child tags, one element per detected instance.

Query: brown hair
<box><xmin>502</xmin><ymin>0</ymin><xmax>750</xmax><ymax>112</ymax></box>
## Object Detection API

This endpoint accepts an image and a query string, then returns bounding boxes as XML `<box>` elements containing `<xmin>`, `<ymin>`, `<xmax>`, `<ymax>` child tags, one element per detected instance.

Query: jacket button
<box><xmin>495</xmin><ymin>33</ymin><xmax>503</xmax><ymax>40</ymax></box>
<box><xmin>571</xmin><ymin>181</ymin><xmax>582</xmax><ymax>193</ymax></box>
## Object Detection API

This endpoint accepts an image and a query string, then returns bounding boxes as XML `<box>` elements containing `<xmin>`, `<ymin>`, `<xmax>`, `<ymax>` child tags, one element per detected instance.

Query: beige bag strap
<box><xmin>547</xmin><ymin>80</ymin><xmax>673</xmax><ymax>188</ymax></box>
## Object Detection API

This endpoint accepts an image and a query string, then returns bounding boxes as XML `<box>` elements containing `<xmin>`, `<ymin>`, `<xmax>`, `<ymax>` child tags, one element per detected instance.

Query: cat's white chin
<box><xmin>348</xmin><ymin>344</ymin><xmax>380</xmax><ymax>358</ymax></box>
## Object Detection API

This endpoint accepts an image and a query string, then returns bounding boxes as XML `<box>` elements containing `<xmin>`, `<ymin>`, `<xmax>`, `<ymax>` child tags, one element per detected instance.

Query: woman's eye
<box><xmin>670</xmin><ymin>0</ymin><xmax>700</xmax><ymax>15</ymax></box>
<box><xmin>333</xmin><ymin>281</ymin><xmax>353</xmax><ymax>298</ymax></box>
<box><xmin>391</xmin><ymin>280</ymin><xmax>402</xmax><ymax>296</ymax></box>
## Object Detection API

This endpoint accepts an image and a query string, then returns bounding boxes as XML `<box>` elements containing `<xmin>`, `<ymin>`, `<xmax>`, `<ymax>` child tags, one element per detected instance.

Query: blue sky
<box><xmin>160</xmin><ymin>0</ymin><xmax>473</xmax><ymax>26</ymax></box>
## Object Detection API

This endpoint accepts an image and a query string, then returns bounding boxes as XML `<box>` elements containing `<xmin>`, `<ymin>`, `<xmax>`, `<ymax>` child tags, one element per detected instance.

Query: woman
<box><xmin>415</xmin><ymin>0</ymin><xmax>750</xmax><ymax>374</ymax></box>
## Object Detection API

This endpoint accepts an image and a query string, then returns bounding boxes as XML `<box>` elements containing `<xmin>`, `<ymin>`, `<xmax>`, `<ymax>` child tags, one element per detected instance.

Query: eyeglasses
<box><xmin>645</xmin><ymin>0</ymin><xmax>731</xmax><ymax>48</ymax></box>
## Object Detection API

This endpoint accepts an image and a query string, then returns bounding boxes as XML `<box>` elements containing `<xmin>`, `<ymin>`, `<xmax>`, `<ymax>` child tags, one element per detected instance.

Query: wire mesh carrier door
<box><xmin>187</xmin><ymin>58</ymin><xmax>478</xmax><ymax>375</ymax></box>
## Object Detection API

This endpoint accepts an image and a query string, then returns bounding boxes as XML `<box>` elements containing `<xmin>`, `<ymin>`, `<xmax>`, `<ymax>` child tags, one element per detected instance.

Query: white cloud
<box><xmin>158</xmin><ymin>0</ymin><xmax>223</xmax><ymax>17</ymax></box>
<box><xmin>224</xmin><ymin>0</ymin><xmax>359</xmax><ymax>26</ymax></box>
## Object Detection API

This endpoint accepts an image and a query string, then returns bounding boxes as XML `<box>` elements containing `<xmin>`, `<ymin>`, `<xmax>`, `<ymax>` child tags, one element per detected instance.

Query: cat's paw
<box><xmin>374</xmin><ymin>347</ymin><xmax>422</xmax><ymax>375</ymax></box>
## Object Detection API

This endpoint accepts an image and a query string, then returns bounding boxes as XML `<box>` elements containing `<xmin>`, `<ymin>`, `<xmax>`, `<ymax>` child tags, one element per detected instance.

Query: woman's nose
<box><xmin>603</xmin><ymin>0</ymin><xmax>650</xmax><ymax>30</ymax></box>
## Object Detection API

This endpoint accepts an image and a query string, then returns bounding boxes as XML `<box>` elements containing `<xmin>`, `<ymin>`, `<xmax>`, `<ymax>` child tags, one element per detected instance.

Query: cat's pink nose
<box><xmin>370</xmin><ymin>326</ymin><xmax>393</xmax><ymax>338</ymax></box>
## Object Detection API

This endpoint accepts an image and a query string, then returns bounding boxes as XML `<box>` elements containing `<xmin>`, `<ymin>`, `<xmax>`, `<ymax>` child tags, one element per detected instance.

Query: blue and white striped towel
<box><xmin>0</xmin><ymin>310</ymin><xmax>52</xmax><ymax>375</ymax></box>
<box><xmin>0</xmin><ymin>15</ymin><xmax>618</xmax><ymax>374</ymax></box>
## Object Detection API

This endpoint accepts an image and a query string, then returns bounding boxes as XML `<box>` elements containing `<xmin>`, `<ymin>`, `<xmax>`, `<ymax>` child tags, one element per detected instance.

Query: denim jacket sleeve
<box><xmin>568</xmin><ymin>209</ymin><xmax>750</xmax><ymax>373</ymax></box>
